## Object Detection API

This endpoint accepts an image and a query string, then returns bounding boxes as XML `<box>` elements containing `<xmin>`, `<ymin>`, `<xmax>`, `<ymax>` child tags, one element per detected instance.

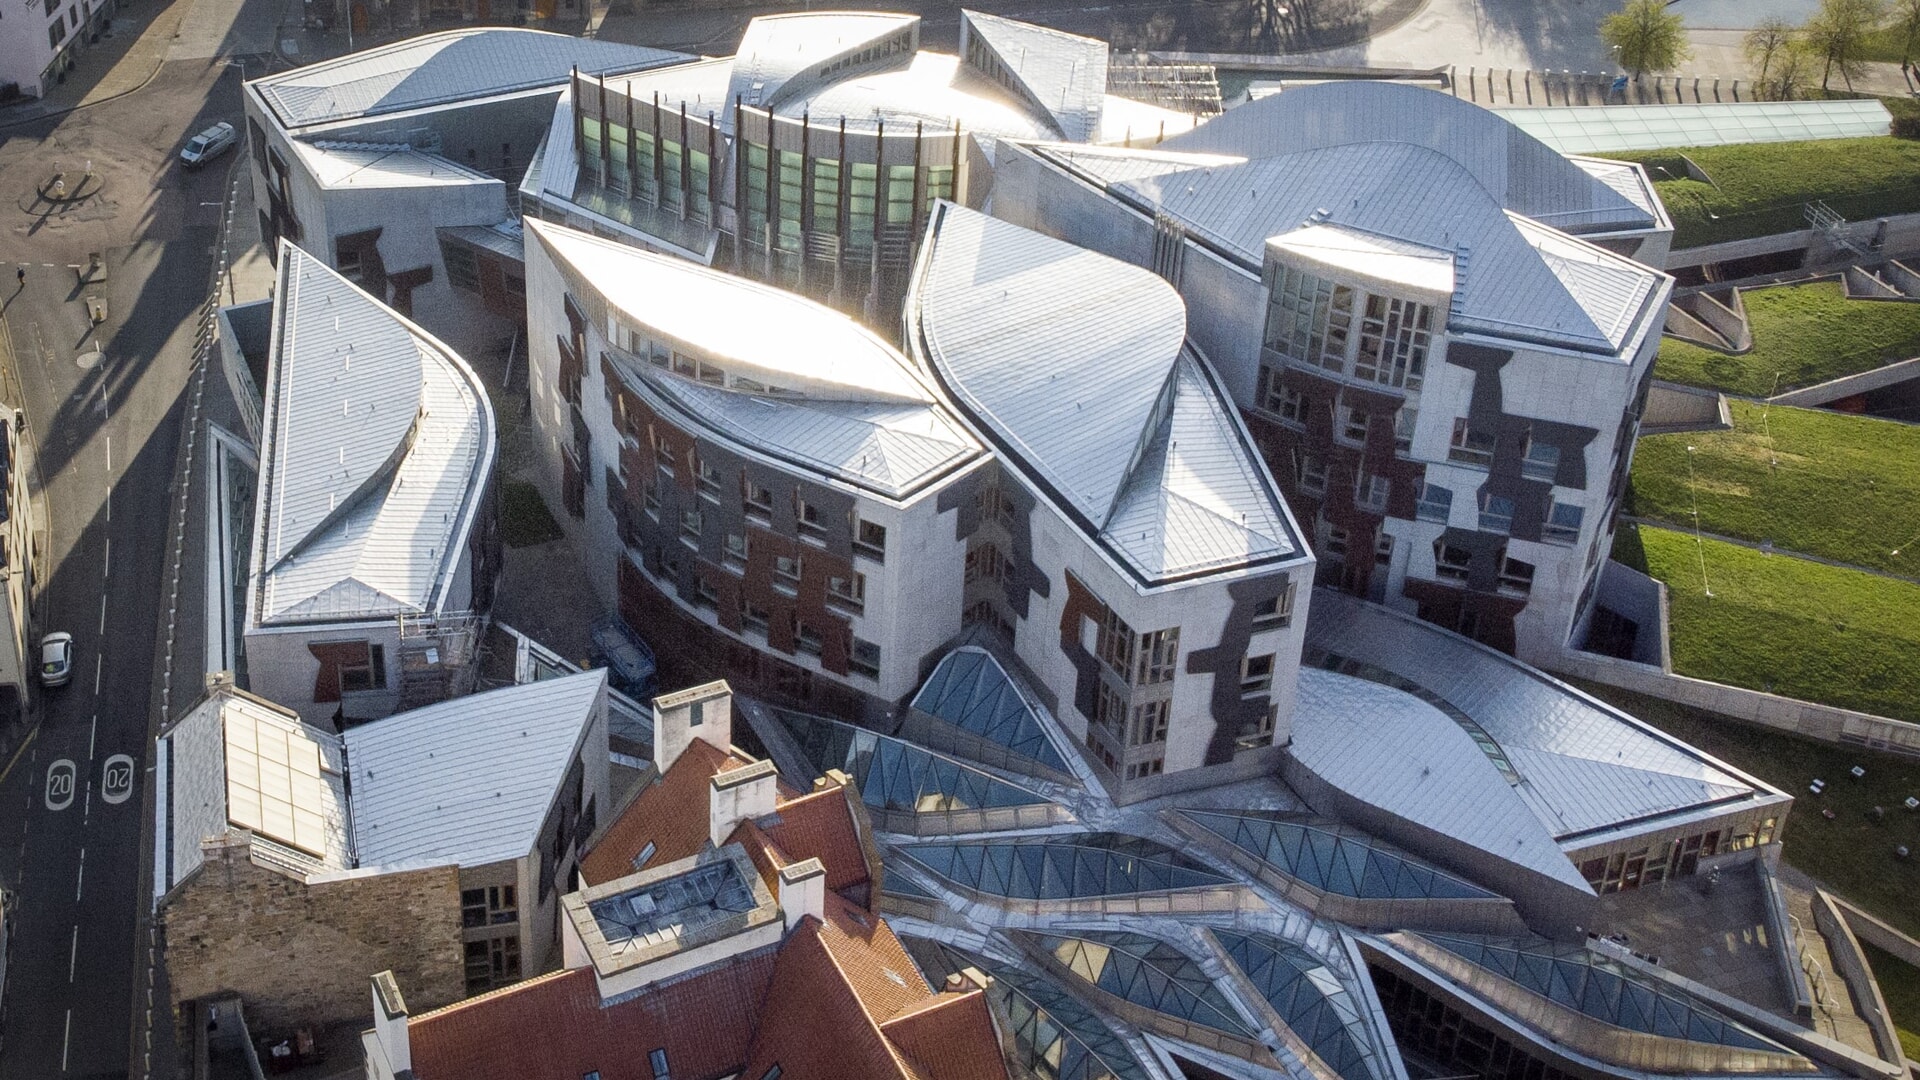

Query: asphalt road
<box><xmin>0</xmin><ymin>54</ymin><xmax>242</xmax><ymax>1080</ymax></box>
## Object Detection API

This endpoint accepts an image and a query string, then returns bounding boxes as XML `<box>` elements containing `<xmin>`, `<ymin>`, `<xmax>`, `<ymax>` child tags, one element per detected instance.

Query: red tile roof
<box><xmin>580</xmin><ymin>740</ymin><xmax>747</xmax><ymax>885</ymax></box>
<box><xmin>737</xmin><ymin>914</ymin><xmax>929</xmax><ymax>1080</ymax></box>
<box><xmin>761</xmin><ymin>783</ymin><xmax>873</xmax><ymax>899</ymax></box>
<box><xmin>882</xmin><ymin>989</ymin><xmax>1011</xmax><ymax>1080</ymax></box>
<box><xmin>407</xmin><ymin>953</ymin><xmax>776</xmax><ymax>1080</ymax></box>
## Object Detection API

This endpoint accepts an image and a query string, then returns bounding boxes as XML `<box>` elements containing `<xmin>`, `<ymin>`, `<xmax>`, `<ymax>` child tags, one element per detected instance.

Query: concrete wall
<box><xmin>1809</xmin><ymin>889</ymin><xmax>1906</xmax><ymax>1067</ymax></box>
<box><xmin>1590</xmin><ymin>558</ymin><xmax>1667</xmax><ymax>666</ymax></box>
<box><xmin>1545</xmin><ymin>646</ymin><xmax>1920</xmax><ymax>759</ymax></box>
<box><xmin>1639</xmin><ymin>380</ymin><xmax>1730</xmax><ymax>436</ymax></box>
<box><xmin>161</xmin><ymin>835</ymin><xmax>465</xmax><ymax>1035</ymax></box>
<box><xmin>240</xmin><ymin>620</ymin><xmax>402</xmax><ymax>727</ymax></box>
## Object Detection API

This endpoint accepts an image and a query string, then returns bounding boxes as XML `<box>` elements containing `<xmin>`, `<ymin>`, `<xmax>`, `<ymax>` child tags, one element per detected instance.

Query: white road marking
<box><xmin>99</xmin><ymin>593</ymin><xmax>106</xmax><ymax>632</ymax></box>
<box><xmin>103</xmin><ymin>755</ymin><xmax>134</xmax><ymax>805</ymax></box>
<box><xmin>45</xmin><ymin>759</ymin><xmax>75</xmax><ymax>810</ymax></box>
<box><xmin>69</xmin><ymin>924</ymin><xmax>78</xmax><ymax>981</ymax></box>
<box><xmin>103</xmin><ymin>535</ymin><xmax>109</xmax><ymax>578</ymax></box>
<box><xmin>105</xmin><ymin>435</ymin><xmax>111</xmax><ymax>473</ymax></box>
<box><xmin>62</xmin><ymin>1008</ymin><xmax>71</xmax><ymax>1071</ymax></box>
<box><xmin>83</xmin><ymin>779</ymin><xmax>90</xmax><ymax>821</ymax></box>
<box><xmin>93</xmin><ymin>655</ymin><xmax>101</xmax><ymax>696</ymax></box>
<box><xmin>75</xmin><ymin>846</ymin><xmax>84</xmax><ymax>901</ymax></box>
<box><xmin>105</xmin><ymin>483</ymin><xmax>110</xmax><ymax>522</ymax></box>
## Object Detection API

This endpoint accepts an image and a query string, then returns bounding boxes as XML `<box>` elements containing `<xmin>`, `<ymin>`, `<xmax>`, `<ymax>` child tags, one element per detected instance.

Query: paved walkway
<box><xmin>1592</xmin><ymin>861</ymin><xmax>1793</xmax><ymax>1015</ymax></box>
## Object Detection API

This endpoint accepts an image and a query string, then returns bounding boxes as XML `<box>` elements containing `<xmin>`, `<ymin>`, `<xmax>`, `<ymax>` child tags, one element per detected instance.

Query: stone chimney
<box><xmin>710</xmin><ymin>759</ymin><xmax>778</xmax><ymax>848</ymax></box>
<box><xmin>653</xmin><ymin>680</ymin><xmax>733</xmax><ymax>773</ymax></box>
<box><xmin>779</xmin><ymin>857</ymin><xmax>827</xmax><ymax>932</ymax></box>
<box><xmin>367</xmin><ymin>971</ymin><xmax>410</xmax><ymax>1079</ymax></box>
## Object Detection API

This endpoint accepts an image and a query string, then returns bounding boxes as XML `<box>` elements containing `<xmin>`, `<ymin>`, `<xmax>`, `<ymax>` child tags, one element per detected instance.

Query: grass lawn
<box><xmin>1628</xmin><ymin>400</ymin><xmax>1920</xmax><ymax>574</ymax></box>
<box><xmin>1575</xmin><ymin>680</ymin><xmax>1920</xmax><ymax>940</ymax></box>
<box><xmin>501</xmin><ymin>478</ymin><xmax>564</xmax><ymax>548</ymax></box>
<box><xmin>1861</xmin><ymin>943</ymin><xmax>1920</xmax><ymax>1062</ymax></box>
<box><xmin>1655</xmin><ymin>280</ymin><xmax>1920</xmax><ymax>395</ymax></box>
<box><xmin>1616</xmin><ymin>524</ymin><xmax>1920</xmax><ymax>722</ymax></box>
<box><xmin>1605</xmin><ymin>137</ymin><xmax>1920</xmax><ymax>248</ymax></box>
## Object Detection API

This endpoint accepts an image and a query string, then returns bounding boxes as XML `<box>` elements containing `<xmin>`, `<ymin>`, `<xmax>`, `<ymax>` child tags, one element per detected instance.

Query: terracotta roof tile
<box><xmin>738</xmin><ymin>916</ymin><xmax>924</xmax><ymax>1080</ymax></box>
<box><xmin>816</xmin><ymin>890</ymin><xmax>932</xmax><ymax>1023</ymax></box>
<box><xmin>761</xmin><ymin>784</ymin><xmax>873</xmax><ymax>898</ymax></box>
<box><xmin>407</xmin><ymin>953</ymin><xmax>776</xmax><ymax>1080</ymax></box>
<box><xmin>581</xmin><ymin>740</ymin><xmax>745</xmax><ymax>885</ymax></box>
<box><xmin>881</xmin><ymin>990</ymin><xmax>1011</xmax><ymax>1080</ymax></box>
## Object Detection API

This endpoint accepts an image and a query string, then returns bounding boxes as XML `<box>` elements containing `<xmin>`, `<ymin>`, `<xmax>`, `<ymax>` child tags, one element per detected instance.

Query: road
<box><xmin>0</xmin><ymin>44</ymin><xmax>251</xmax><ymax>1080</ymax></box>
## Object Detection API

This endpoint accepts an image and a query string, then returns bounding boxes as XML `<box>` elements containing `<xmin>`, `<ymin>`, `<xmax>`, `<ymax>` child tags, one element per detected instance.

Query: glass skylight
<box><xmin>777</xmin><ymin>708</ymin><xmax>1054</xmax><ymax>815</ymax></box>
<box><xmin>900</xmin><ymin>833</ymin><xmax>1231</xmax><ymax>901</ymax></box>
<box><xmin>911</xmin><ymin>647</ymin><xmax>1069</xmax><ymax>773</ymax></box>
<box><xmin>1183</xmin><ymin>809</ymin><xmax>1497</xmax><ymax>901</ymax></box>
<box><xmin>1214</xmin><ymin>930</ymin><xmax>1386</xmax><ymax>1080</ymax></box>
<box><xmin>1027</xmin><ymin>930</ymin><xmax>1256</xmax><ymax>1038</ymax></box>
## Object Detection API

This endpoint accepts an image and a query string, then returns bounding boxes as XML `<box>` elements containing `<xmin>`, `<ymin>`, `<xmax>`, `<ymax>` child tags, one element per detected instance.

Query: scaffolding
<box><xmin>1105</xmin><ymin>53</ymin><xmax>1224</xmax><ymax>120</ymax></box>
<box><xmin>395</xmin><ymin>610</ymin><xmax>483</xmax><ymax>710</ymax></box>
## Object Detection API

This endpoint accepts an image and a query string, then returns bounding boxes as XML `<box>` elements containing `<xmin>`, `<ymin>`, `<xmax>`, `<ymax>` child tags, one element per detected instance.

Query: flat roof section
<box><xmin>1493</xmin><ymin>99</ymin><xmax>1893</xmax><ymax>155</ymax></box>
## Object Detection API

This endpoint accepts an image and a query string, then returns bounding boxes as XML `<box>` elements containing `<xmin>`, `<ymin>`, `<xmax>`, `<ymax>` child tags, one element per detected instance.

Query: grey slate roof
<box><xmin>251</xmin><ymin>28</ymin><xmax>689</xmax><ymax>130</ymax></box>
<box><xmin>345</xmin><ymin>670</ymin><xmax>606</xmax><ymax>869</ymax></box>
<box><xmin>910</xmin><ymin>202</ymin><xmax>1300</xmax><ymax>584</ymax></box>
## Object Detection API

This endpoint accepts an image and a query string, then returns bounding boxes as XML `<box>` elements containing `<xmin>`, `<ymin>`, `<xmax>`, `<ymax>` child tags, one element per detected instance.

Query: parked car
<box><xmin>39</xmin><ymin>632</ymin><xmax>72</xmax><ymax>688</ymax></box>
<box><xmin>180</xmin><ymin>122</ymin><xmax>237</xmax><ymax>168</ymax></box>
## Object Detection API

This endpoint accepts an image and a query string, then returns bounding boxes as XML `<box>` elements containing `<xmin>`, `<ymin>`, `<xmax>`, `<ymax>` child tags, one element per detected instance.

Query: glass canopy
<box><xmin>911</xmin><ymin>647</ymin><xmax>1070</xmax><ymax>774</ymax></box>
<box><xmin>777</xmin><ymin>708</ymin><xmax>1054</xmax><ymax>815</ymax></box>
<box><xmin>900</xmin><ymin>833</ymin><xmax>1232</xmax><ymax>901</ymax></box>
<box><xmin>1182</xmin><ymin>809</ymin><xmax>1497</xmax><ymax>901</ymax></box>
<box><xmin>1214</xmin><ymin>930</ymin><xmax>1386</xmax><ymax>1080</ymax></box>
<box><xmin>1026</xmin><ymin>930</ymin><xmax>1256</xmax><ymax>1039</ymax></box>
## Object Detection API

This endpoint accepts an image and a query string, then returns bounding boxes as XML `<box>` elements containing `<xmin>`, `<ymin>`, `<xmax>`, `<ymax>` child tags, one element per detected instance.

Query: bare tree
<box><xmin>1803</xmin><ymin>0</ymin><xmax>1885</xmax><ymax>90</ymax></box>
<box><xmin>1743</xmin><ymin>17</ymin><xmax>1798</xmax><ymax>92</ymax></box>
<box><xmin>1760</xmin><ymin>36</ymin><xmax>1816</xmax><ymax>98</ymax></box>
<box><xmin>1600</xmin><ymin>0</ymin><xmax>1693</xmax><ymax>80</ymax></box>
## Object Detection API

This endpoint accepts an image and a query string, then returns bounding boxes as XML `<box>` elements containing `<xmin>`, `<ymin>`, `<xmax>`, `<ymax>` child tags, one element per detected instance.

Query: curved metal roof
<box><xmin>910</xmin><ymin>647</ymin><xmax>1070</xmax><ymax>775</ymax></box>
<box><xmin>899</xmin><ymin>832</ymin><xmax>1231</xmax><ymax>901</ymax></box>
<box><xmin>1025</xmin><ymin>929</ymin><xmax>1256</xmax><ymax>1038</ymax></box>
<box><xmin>774</xmin><ymin>709</ymin><xmax>1057</xmax><ymax>817</ymax></box>
<box><xmin>1213</xmin><ymin>930</ymin><xmax>1389</xmax><ymax>1080</ymax></box>
<box><xmin>1181</xmin><ymin>809</ymin><xmax>1498</xmax><ymax>901</ymax></box>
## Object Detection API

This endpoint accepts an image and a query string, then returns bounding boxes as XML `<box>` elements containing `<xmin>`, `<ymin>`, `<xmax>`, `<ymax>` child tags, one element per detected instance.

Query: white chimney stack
<box><xmin>367</xmin><ymin>972</ymin><xmax>410</xmax><ymax>1079</ymax></box>
<box><xmin>653</xmin><ymin>680</ymin><xmax>733</xmax><ymax>773</ymax></box>
<box><xmin>710</xmin><ymin>759</ymin><xmax>778</xmax><ymax>849</ymax></box>
<box><xmin>779</xmin><ymin>858</ymin><xmax>828</xmax><ymax>932</ymax></box>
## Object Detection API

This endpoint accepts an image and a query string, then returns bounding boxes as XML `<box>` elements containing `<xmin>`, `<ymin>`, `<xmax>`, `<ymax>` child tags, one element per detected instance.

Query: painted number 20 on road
<box><xmin>45</xmin><ymin>759</ymin><xmax>75</xmax><ymax>810</ymax></box>
<box><xmin>102</xmin><ymin>753</ymin><xmax>134</xmax><ymax>804</ymax></box>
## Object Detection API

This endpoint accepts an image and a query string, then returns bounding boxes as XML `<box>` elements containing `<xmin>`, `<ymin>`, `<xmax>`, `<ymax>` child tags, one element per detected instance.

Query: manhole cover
<box><xmin>76</xmin><ymin>349</ymin><xmax>103</xmax><ymax>370</ymax></box>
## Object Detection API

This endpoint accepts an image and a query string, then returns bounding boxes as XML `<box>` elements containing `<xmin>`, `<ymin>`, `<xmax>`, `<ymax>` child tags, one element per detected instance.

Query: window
<box><xmin>744</xmin><ymin>480</ymin><xmax>773</xmax><ymax>522</ymax></box>
<box><xmin>1265</xmin><ymin>266</ymin><xmax>1354</xmax><ymax>373</ymax></box>
<box><xmin>760</xmin><ymin>1069</ymin><xmax>783</xmax><ymax>1080</ymax></box>
<box><xmin>337</xmin><ymin>642</ymin><xmax>386</xmax><ymax>694</ymax></box>
<box><xmin>723</xmin><ymin>532</ymin><xmax>749</xmax><ymax>570</ymax></box>
<box><xmin>1478</xmin><ymin>493</ymin><xmax>1515</xmax><ymax>534</ymax></box>
<box><xmin>1237</xmin><ymin>703</ymin><xmax>1279</xmax><ymax>749</ymax></box>
<box><xmin>1324</xmin><ymin>525</ymin><xmax>1349</xmax><ymax>561</ymax></box>
<box><xmin>1498</xmin><ymin>553</ymin><xmax>1535</xmax><ymax>595</ymax></box>
<box><xmin>696</xmin><ymin>457</ymin><xmax>722</xmax><ymax>499</ymax></box>
<box><xmin>464</xmin><ymin>935</ymin><xmax>520</xmax><ymax>993</ymax></box>
<box><xmin>693</xmin><ymin>577</ymin><xmax>720</xmax><ymax>608</ymax></box>
<box><xmin>1241</xmin><ymin>654</ymin><xmax>1275</xmax><ymax>694</ymax></box>
<box><xmin>586</xmin><ymin>1072</ymin><xmax>603</xmax><ymax>1080</ymax></box>
<box><xmin>442</xmin><ymin>241</ymin><xmax>480</xmax><ymax>290</ymax></box>
<box><xmin>502</xmin><ymin>272</ymin><xmax>526</xmax><ymax>299</ymax></box>
<box><xmin>965</xmin><ymin>543</ymin><xmax>1006</xmax><ymax>584</ymax></box>
<box><xmin>649</xmin><ymin>1048</ymin><xmax>671</xmax><ymax>1080</ymax></box>
<box><xmin>1394</xmin><ymin>406</ymin><xmax>1417</xmax><ymax>453</ymax></box>
<box><xmin>642</xmin><ymin>481</ymin><xmax>660</xmax><ymax>519</ymax></box>
<box><xmin>1338</xmin><ymin>405</ymin><xmax>1369</xmax><ymax>446</ymax></box>
<box><xmin>697</xmin><ymin>360</ymin><xmax>725</xmax><ymax>386</ymax></box>
<box><xmin>1125</xmin><ymin>758</ymin><xmax>1165</xmax><ymax>781</ymax></box>
<box><xmin>1355</xmin><ymin>473</ymin><xmax>1390</xmax><ymax>513</ymax></box>
<box><xmin>740</xmin><ymin>599</ymin><xmax>771</xmax><ymax>636</ymax></box>
<box><xmin>1128</xmin><ymin>699</ymin><xmax>1170</xmax><ymax>746</ymax></box>
<box><xmin>1434</xmin><ymin>542</ymin><xmax>1472</xmax><ymax>582</ymax></box>
<box><xmin>827</xmin><ymin>572</ymin><xmax>865</xmax><ymax>613</ymax></box>
<box><xmin>855</xmin><ymin>518</ymin><xmax>886</xmax><ymax>561</ymax></box>
<box><xmin>1415</xmin><ymin>483</ymin><xmax>1452</xmax><ymax>524</ymax></box>
<box><xmin>1353</xmin><ymin>294</ymin><xmax>1432</xmax><ymax>390</ymax></box>
<box><xmin>1137</xmin><ymin>628</ymin><xmax>1179</xmax><ymax>685</ymax></box>
<box><xmin>673</xmin><ymin>351</ymin><xmax>697</xmax><ymax>378</ymax></box>
<box><xmin>1256</xmin><ymin>366</ymin><xmax>1305</xmax><ymax>425</ymax></box>
<box><xmin>334</xmin><ymin>246</ymin><xmax>363</xmax><ymax>282</ymax></box>
<box><xmin>1298</xmin><ymin>456</ymin><xmax>1328</xmax><ymax>497</ymax></box>
<box><xmin>850</xmin><ymin>637</ymin><xmax>881</xmax><ymax>679</ymax></box>
<box><xmin>1449</xmin><ymin>418</ymin><xmax>1495</xmax><ymax>467</ymax></box>
<box><xmin>680</xmin><ymin>507</ymin><xmax>703</xmax><ymax>544</ymax></box>
<box><xmin>1522</xmin><ymin>438</ymin><xmax>1561</xmax><ymax>481</ymax></box>
<box><xmin>1252</xmin><ymin>582</ymin><xmax>1296</xmax><ymax>630</ymax></box>
<box><xmin>793</xmin><ymin>617</ymin><xmax>823</xmax><ymax>657</ymax></box>
<box><xmin>796</xmin><ymin>496</ymin><xmax>827</xmax><ymax>540</ymax></box>
<box><xmin>654</xmin><ymin>431</ymin><xmax>675</xmax><ymax>473</ymax></box>
<box><xmin>1375</xmin><ymin>531</ymin><xmax>1395</xmax><ymax>567</ymax></box>
<box><xmin>1089</xmin><ymin>610</ymin><xmax>1130</xmax><ymax>678</ymax></box>
<box><xmin>1545</xmin><ymin>501</ymin><xmax>1584</xmax><ymax>544</ymax></box>
<box><xmin>774</xmin><ymin>554</ymin><xmax>803</xmax><ymax>592</ymax></box>
<box><xmin>460</xmin><ymin>885</ymin><xmax>517</xmax><ymax>928</ymax></box>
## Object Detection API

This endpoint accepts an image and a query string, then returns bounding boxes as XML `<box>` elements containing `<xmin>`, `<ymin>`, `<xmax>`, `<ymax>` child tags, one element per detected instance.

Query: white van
<box><xmin>180</xmin><ymin>122</ymin><xmax>237</xmax><ymax>168</ymax></box>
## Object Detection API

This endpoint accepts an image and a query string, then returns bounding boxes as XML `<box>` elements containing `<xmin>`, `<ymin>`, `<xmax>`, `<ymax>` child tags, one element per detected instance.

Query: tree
<box><xmin>1759</xmin><ymin>36</ymin><xmax>1816</xmax><ymax>99</ymax></box>
<box><xmin>1892</xmin><ymin>0</ymin><xmax>1920</xmax><ymax>71</ymax></box>
<box><xmin>1600</xmin><ymin>0</ymin><xmax>1692</xmax><ymax>80</ymax></box>
<box><xmin>1803</xmin><ymin>0</ymin><xmax>1885</xmax><ymax>90</ymax></box>
<box><xmin>1743</xmin><ymin>17</ymin><xmax>1798</xmax><ymax>92</ymax></box>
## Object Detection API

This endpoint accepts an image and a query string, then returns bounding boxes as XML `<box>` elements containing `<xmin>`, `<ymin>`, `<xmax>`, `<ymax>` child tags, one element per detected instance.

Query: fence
<box><xmin>1447</xmin><ymin>66</ymin><xmax>1745</xmax><ymax>107</ymax></box>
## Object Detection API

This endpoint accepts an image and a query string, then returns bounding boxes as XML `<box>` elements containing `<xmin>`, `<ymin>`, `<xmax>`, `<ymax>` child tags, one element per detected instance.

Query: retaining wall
<box><xmin>1640</xmin><ymin>380</ymin><xmax>1731</xmax><ymax>436</ymax></box>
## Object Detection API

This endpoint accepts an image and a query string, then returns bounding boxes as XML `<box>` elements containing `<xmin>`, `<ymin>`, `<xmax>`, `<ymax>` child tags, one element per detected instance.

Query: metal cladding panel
<box><xmin>1508</xmin><ymin>217</ymin><xmax>1660</xmax><ymax>351</ymax></box>
<box><xmin>345</xmin><ymin>670</ymin><xmax>606</xmax><ymax>868</ymax></box>
<box><xmin>537</xmin><ymin>90</ymin><xmax>580</xmax><ymax>204</ymax></box>
<box><xmin>1033</xmin><ymin>144</ymin><xmax>1246</xmax><ymax>188</ymax></box>
<box><xmin>1493</xmin><ymin>98</ymin><xmax>1892</xmax><ymax>154</ymax></box>
<box><xmin>1102</xmin><ymin>353</ymin><xmax>1296</xmax><ymax>578</ymax></box>
<box><xmin>727</xmin><ymin>12</ymin><xmax>919</xmax><ymax>112</ymax></box>
<box><xmin>259</xmin><ymin>248</ymin><xmax>490</xmax><ymax>624</ymax></box>
<box><xmin>1117</xmin><ymin>143</ymin><xmax>1658</xmax><ymax>355</ymax></box>
<box><xmin>960</xmin><ymin>9</ymin><xmax>1105</xmax><ymax>142</ymax></box>
<box><xmin>1288</xmin><ymin>666</ymin><xmax>1587</xmax><ymax>890</ymax></box>
<box><xmin>251</xmin><ymin>28</ymin><xmax>691</xmax><ymax>129</ymax></box>
<box><xmin>649</xmin><ymin>375</ymin><xmax>977</xmax><ymax>500</ymax></box>
<box><xmin>915</xmin><ymin>204</ymin><xmax>1186</xmax><ymax>530</ymax></box>
<box><xmin>439</xmin><ymin>222</ymin><xmax>525</xmax><ymax>263</ymax></box>
<box><xmin>1307</xmin><ymin>592</ymin><xmax>1759</xmax><ymax>841</ymax></box>
<box><xmin>297</xmin><ymin>143</ymin><xmax>503</xmax><ymax>190</ymax></box>
<box><xmin>776</xmin><ymin>53</ymin><xmax>1053</xmax><ymax>140</ymax></box>
<box><xmin>161</xmin><ymin>698</ymin><xmax>243</xmax><ymax>888</ymax></box>
<box><xmin>1158</xmin><ymin>81</ymin><xmax>1650</xmax><ymax>230</ymax></box>
<box><xmin>1570</xmin><ymin>157</ymin><xmax>1661</xmax><ymax>218</ymax></box>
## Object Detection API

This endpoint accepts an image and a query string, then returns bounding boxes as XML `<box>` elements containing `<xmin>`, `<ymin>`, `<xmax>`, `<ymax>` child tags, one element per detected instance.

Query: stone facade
<box><xmin>161</xmin><ymin>833</ymin><xmax>465</xmax><ymax>1039</ymax></box>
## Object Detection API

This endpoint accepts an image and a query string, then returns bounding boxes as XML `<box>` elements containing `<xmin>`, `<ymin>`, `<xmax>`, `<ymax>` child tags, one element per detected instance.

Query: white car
<box><xmin>39</xmin><ymin>632</ymin><xmax>72</xmax><ymax>688</ymax></box>
<box><xmin>180</xmin><ymin>122</ymin><xmax>237</xmax><ymax>168</ymax></box>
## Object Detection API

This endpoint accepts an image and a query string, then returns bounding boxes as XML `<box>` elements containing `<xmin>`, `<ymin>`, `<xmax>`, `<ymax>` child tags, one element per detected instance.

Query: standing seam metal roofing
<box><xmin>250</xmin><ymin>28</ymin><xmax>691</xmax><ymax>129</ymax></box>
<box><xmin>253</xmin><ymin>244</ymin><xmax>494</xmax><ymax>626</ymax></box>
<box><xmin>344</xmin><ymin>670</ymin><xmax>605</xmax><ymax>868</ymax></box>
<box><xmin>958</xmin><ymin>9</ymin><xmax>1105</xmax><ymax>142</ymax></box>
<box><xmin>911</xmin><ymin>202</ymin><xmax>1299</xmax><ymax>583</ymax></box>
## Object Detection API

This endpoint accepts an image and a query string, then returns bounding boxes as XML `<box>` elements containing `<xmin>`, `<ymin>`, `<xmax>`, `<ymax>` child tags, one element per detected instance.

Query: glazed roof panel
<box><xmin>900</xmin><ymin>832</ymin><xmax>1231</xmax><ymax>901</ymax></box>
<box><xmin>1214</xmin><ymin>930</ymin><xmax>1389</xmax><ymax>1080</ymax></box>
<box><xmin>909</xmin><ymin>646</ymin><xmax>1070</xmax><ymax>774</ymax></box>
<box><xmin>1026</xmin><ymin>929</ymin><xmax>1255</xmax><ymax>1038</ymax></box>
<box><xmin>1180</xmin><ymin>809</ymin><xmax>1498</xmax><ymax>901</ymax></box>
<box><xmin>774</xmin><ymin>709</ymin><xmax>1057</xmax><ymax>817</ymax></box>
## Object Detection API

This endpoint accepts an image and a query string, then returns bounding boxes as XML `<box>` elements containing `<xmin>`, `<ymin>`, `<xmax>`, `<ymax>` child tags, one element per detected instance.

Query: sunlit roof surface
<box><xmin>910</xmin><ymin>647</ymin><xmax>1069</xmax><ymax>774</ymax></box>
<box><xmin>774</xmin><ymin>709</ymin><xmax>1056</xmax><ymax>817</ymax></box>
<box><xmin>1181</xmin><ymin>809</ymin><xmax>1497</xmax><ymax>901</ymax></box>
<box><xmin>1027</xmin><ymin>930</ymin><xmax>1256</xmax><ymax>1038</ymax></box>
<box><xmin>1214</xmin><ymin>930</ymin><xmax>1388</xmax><ymax>1080</ymax></box>
<box><xmin>1492</xmin><ymin>99</ymin><xmax>1892</xmax><ymax>154</ymax></box>
<box><xmin>1421</xmin><ymin>933</ymin><xmax>1789</xmax><ymax>1052</ymax></box>
<box><xmin>900</xmin><ymin>833</ymin><xmax>1231</xmax><ymax>901</ymax></box>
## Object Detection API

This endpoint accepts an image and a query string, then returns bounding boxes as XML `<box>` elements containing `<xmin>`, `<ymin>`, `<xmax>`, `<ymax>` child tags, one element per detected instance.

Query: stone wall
<box><xmin>161</xmin><ymin>834</ymin><xmax>465</xmax><ymax>1038</ymax></box>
